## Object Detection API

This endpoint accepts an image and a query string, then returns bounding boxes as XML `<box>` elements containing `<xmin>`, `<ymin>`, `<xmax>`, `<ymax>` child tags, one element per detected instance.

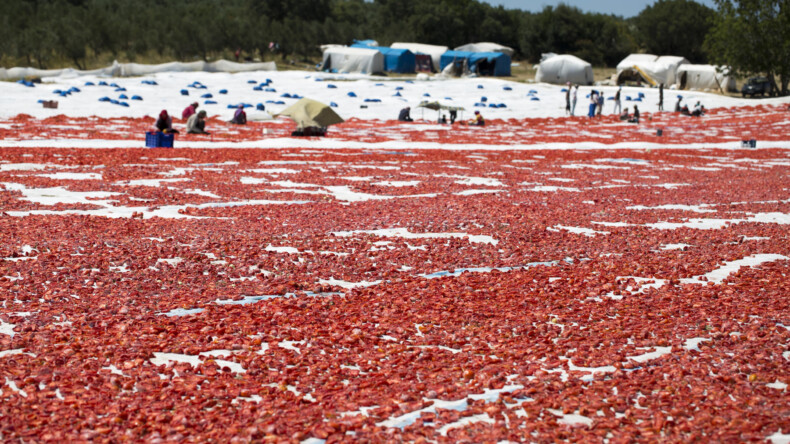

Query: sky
<box><xmin>482</xmin><ymin>0</ymin><xmax>718</xmax><ymax>18</ymax></box>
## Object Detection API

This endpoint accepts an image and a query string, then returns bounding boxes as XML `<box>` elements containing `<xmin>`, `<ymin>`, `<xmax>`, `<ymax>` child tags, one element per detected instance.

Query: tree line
<box><xmin>0</xmin><ymin>0</ymin><xmax>786</xmax><ymax>94</ymax></box>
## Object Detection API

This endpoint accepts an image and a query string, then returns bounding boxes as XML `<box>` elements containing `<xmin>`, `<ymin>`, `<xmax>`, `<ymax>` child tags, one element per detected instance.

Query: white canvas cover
<box><xmin>320</xmin><ymin>44</ymin><xmax>345</xmax><ymax>52</ymax></box>
<box><xmin>0</xmin><ymin>66</ymin><xmax>115</xmax><ymax>80</ymax></box>
<box><xmin>616</xmin><ymin>54</ymin><xmax>689</xmax><ymax>86</ymax></box>
<box><xmin>535</xmin><ymin>54</ymin><xmax>594</xmax><ymax>85</ymax></box>
<box><xmin>654</xmin><ymin>56</ymin><xmax>688</xmax><ymax>86</ymax></box>
<box><xmin>676</xmin><ymin>64</ymin><xmax>736</xmax><ymax>92</ymax></box>
<box><xmin>115</xmin><ymin>60</ymin><xmax>276</xmax><ymax>76</ymax></box>
<box><xmin>0</xmin><ymin>59</ymin><xmax>276</xmax><ymax>81</ymax></box>
<box><xmin>616</xmin><ymin>54</ymin><xmax>660</xmax><ymax>71</ymax></box>
<box><xmin>321</xmin><ymin>47</ymin><xmax>384</xmax><ymax>74</ymax></box>
<box><xmin>391</xmin><ymin>43</ymin><xmax>449</xmax><ymax>72</ymax></box>
<box><xmin>454</xmin><ymin>42</ymin><xmax>514</xmax><ymax>57</ymax></box>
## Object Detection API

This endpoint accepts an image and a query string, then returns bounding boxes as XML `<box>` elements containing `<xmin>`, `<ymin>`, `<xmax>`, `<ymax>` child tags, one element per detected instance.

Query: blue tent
<box><xmin>353</xmin><ymin>39</ymin><xmax>378</xmax><ymax>47</ymax></box>
<box><xmin>439</xmin><ymin>51</ymin><xmax>511</xmax><ymax>77</ymax></box>
<box><xmin>350</xmin><ymin>44</ymin><xmax>416</xmax><ymax>73</ymax></box>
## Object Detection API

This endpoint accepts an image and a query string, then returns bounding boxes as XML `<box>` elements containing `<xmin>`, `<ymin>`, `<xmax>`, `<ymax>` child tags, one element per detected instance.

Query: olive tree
<box><xmin>705</xmin><ymin>0</ymin><xmax>790</xmax><ymax>95</ymax></box>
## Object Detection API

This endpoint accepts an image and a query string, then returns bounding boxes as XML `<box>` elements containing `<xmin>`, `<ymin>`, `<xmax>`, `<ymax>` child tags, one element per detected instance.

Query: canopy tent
<box><xmin>350</xmin><ymin>44</ymin><xmax>416</xmax><ymax>73</ymax></box>
<box><xmin>616</xmin><ymin>54</ymin><xmax>689</xmax><ymax>87</ymax></box>
<box><xmin>275</xmin><ymin>98</ymin><xmax>344</xmax><ymax>129</ymax></box>
<box><xmin>676</xmin><ymin>64</ymin><xmax>736</xmax><ymax>92</ymax></box>
<box><xmin>535</xmin><ymin>54</ymin><xmax>593</xmax><ymax>85</ymax></box>
<box><xmin>390</xmin><ymin>43</ymin><xmax>448</xmax><ymax>72</ymax></box>
<box><xmin>321</xmin><ymin>47</ymin><xmax>384</xmax><ymax>74</ymax></box>
<box><xmin>454</xmin><ymin>42</ymin><xmax>514</xmax><ymax>57</ymax></box>
<box><xmin>417</xmin><ymin>100</ymin><xmax>465</xmax><ymax>121</ymax></box>
<box><xmin>439</xmin><ymin>51</ymin><xmax>511</xmax><ymax>77</ymax></box>
<box><xmin>417</xmin><ymin>100</ymin><xmax>465</xmax><ymax>112</ymax></box>
<box><xmin>0</xmin><ymin>60</ymin><xmax>276</xmax><ymax>81</ymax></box>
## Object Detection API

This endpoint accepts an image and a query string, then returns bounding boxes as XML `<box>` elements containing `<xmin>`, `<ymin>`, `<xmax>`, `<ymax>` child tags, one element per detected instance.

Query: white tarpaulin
<box><xmin>0</xmin><ymin>60</ymin><xmax>276</xmax><ymax>81</ymax></box>
<box><xmin>535</xmin><ymin>54</ymin><xmax>594</xmax><ymax>85</ymax></box>
<box><xmin>321</xmin><ymin>47</ymin><xmax>384</xmax><ymax>74</ymax></box>
<box><xmin>676</xmin><ymin>64</ymin><xmax>736</xmax><ymax>92</ymax></box>
<box><xmin>391</xmin><ymin>43</ymin><xmax>449</xmax><ymax>72</ymax></box>
<box><xmin>616</xmin><ymin>54</ymin><xmax>689</xmax><ymax>86</ymax></box>
<box><xmin>454</xmin><ymin>42</ymin><xmax>514</xmax><ymax>57</ymax></box>
<box><xmin>116</xmin><ymin>60</ymin><xmax>276</xmax><ymax>76</ymax></box>
<box><xmin>0</xmin><ymin>66</ymin><xmax>115</xmax><ymax>81</ymax></box>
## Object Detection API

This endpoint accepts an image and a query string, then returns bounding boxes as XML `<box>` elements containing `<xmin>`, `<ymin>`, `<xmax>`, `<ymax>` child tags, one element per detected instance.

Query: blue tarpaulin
<box><xmin>353</xmin><ymin>39</ymin><xmax>378</xmax><ymax>47</ymax></box>
<box><xmin>350</xmin><ymin>44</ymin><xmax>416</xmax><ymax>73</ymax></box>
<box><xmin>439</xmin><ymin>51</ymin><xmax>511</xmax><ymax>77</ymax></box>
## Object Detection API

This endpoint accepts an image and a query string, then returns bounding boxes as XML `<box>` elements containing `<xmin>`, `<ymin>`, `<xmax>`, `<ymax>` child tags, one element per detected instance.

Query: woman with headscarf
<box><xmin>154</xmin><ymin>110</ymin><xmax>178</xmax><ymax>133</ymax></box>
<box><xmin>468</xmin><ymin>110</ymin><xmax>485</xmax><ymax>126</ymax></box>
<box><xmin>182</xmin><ymin>102</ymin><xmax>199</xmax><ymax>120</ymax></box>
<box><xmin>186</xmin><ymin>110</ymin><xmax>209</xmax><ymax>134</ymax></box>
<box><xmin>230</xmin><ymin>105</ymin><xmax>247</xmax><ymax>125</ymax></box>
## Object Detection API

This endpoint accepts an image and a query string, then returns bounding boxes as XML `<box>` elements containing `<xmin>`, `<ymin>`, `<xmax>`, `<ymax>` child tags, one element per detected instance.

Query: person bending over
<box><xmin>186</xmin><ymin>110</ymin><xmax>209</xmax><ymax>134</ymax></box>
<box><xmin>230</xmin><ymin>105</ymin><xmax>247</xmax><ymax>125</ymax></box>
<box><xmin>628</xmin><ymin>105</ymin><xmax>640</xmax><ymax>124</ymax></box>
<box><xmin>398</xmin><ymin>107</ymin><xmax>413</xmax><ymax>122</ymax></box>
<box><xmin>469</xmin><ymin>110</ymin><xmax>485</xmax><ymax>126</ymax></box>
<box><xmin>154</xmin><ymin>110</ymin><xmax>178</xmax><ymax>133</ymax></box>
<box><xmin>182</xmin><ymin>102</ymin><xmax>199</xmax><ymax>120</ymax></box>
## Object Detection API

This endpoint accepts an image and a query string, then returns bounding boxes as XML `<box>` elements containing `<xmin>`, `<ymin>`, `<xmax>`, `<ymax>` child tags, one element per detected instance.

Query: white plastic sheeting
<box><xmin>616</xmin><ymin>54</ymin><xmax>689</xmax><ymax>86</ymax></box>
<box><xmin>0</xmin><ymin>60</ymin><xmax>276</xmax><ymax>81</ymax></box>
<box><xmin>535</xmin><ymin>54</ymin><xmax>594</xmax><ymax>85</ymax></box>
<box><xmin>391</xmin><ymin>43</ymin><xmax>449</xmax><ymax>72</ymax></box>
<box><xmin>321</xmin><ymin>47</ymin><xmax>384</xmax><ymax>74</ymax></box>
<box><xmin>676</xmin><ymin>64</ymin><xmax>736</xmax><ymax>92</ymax></box>
<box><xmin>115</xmin><ymin>60</ymin><xmax>276</xmax><ymax>76</ymax></box>
<box><xmin>454</xmin><ymin>42</ymin><xmax>514</xmax><ymax>57</ymax></box>
<box><xmin>0</xmin><ymin>66</ymin><xmax>115</xmax><ymax>81</ymax></box>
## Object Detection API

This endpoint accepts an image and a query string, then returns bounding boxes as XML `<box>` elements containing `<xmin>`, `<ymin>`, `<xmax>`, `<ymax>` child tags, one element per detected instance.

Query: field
<box><xmin>0</xmin><ymin>71</ymin><xmax>789</xmax><ymax>442</ymax></box>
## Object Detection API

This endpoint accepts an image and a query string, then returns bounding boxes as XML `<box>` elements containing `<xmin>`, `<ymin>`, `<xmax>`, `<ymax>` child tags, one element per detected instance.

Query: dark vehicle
<box><xmin>741</xmin><ymin>77</ymin><xmax>772</xmax><ymax>97</ymax></box>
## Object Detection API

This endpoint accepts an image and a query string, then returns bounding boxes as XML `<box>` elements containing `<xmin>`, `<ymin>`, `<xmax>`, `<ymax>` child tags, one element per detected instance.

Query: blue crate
<box><xmin>145</xmin><ymin>132</ymin><xmax>159</xmax><ymax>147</ymax></box>
<box><xmin>146</xmin><ymin>132</ymin><xmax>174</xmax><ymax>148</ymax></box>
<box><xmin>160</xmin><ymin>133</ymin><xmax>174</xmax><ymax>148</ymax></box>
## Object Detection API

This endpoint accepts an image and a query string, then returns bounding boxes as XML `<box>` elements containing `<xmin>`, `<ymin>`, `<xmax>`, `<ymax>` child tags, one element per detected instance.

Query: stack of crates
<box><xmin>145</xmin><ymin>132</ymin><xmax>174</xmax><ymax>148</ymax></box>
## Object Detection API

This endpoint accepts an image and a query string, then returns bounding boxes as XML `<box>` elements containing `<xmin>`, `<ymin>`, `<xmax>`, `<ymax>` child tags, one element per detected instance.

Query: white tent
<box><xmin>535</xmin><ymin>54</ymin><xmax>593</xmax><ymax>85</ymax></box>
<box><xmin>0</xmin><ymin>59</ymin><xmax>276</xmax><ymax>81</ymax></box>
<box><xmin>391</xmin><ymin>43</ymin><xmax>449</xmax><ymax>72</ymax></box>
<box><xmin>654</xmin><ymin>56</ymin><xmax>688</xmax><ymax>86</ymax></box>
<box><xmin>321</xmin><ymin>47</ymin><xmax>384</xmax><ymax>74</ymax></box>
<box><xmin>676</xmin><ymin>64</ymin><xmax>736</xmax><ymax>92</ymax></box>
<box><xmin>454</xmin><ymin>42</ymin><xmax>514</xmax><ymax>57</ymax></box>
<box><xmin>616</xmin><ymin>54</ymin><xmax>689</xmax><ymax>87</ymax></box>
<box><xmin>320</xmin><ymin>44</ymin><xmax>345</xmax><ymax>52</ymax></box>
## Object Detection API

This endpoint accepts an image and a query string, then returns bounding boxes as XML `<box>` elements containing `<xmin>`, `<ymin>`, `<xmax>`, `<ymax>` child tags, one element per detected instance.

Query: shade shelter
<box><xmin>535</xmin><ymin>54</ymin><xmax>594</xmax><ymax>85</ymax></box>
<box><xmin>390</xmin><ymin>43</ymin><xmax>449</xmax><ymax>72</ymax></box>
<box><xmin>275</xmin><ymin>98</ymin><xmax>344</xmax><ymax>133</ymax></box>
<box><xmin>321</xmin><ymin>47</ymin><xmax>384</xmax><ymax>74</ymax></box>
<box><xmin>675</xmin><ymin>64</ymin><xmax>736</xmax><ymax>92</ymax></box>
<box><xmin>616</xmin><ymin>54</ymin><xmax>689</xmax><ymax>87</ymax></box>
<box><xmin>350</xmin><ymin>44</ymin><xmax>416</xmax><ymax>73</ymax></box>
<box><xmin>439</xmin><ymin>51</ymin><xmax>511</xmax><ymax>77</ymax></box>
<box><xmin>454</xmin><ymin>42</ymin><xmax>514</xmax><ymax>57</ymax></box>
<box><xmin>417</xmin><ymin>100</ymin><xmax>465</xmax><ymax>121</ymax></box>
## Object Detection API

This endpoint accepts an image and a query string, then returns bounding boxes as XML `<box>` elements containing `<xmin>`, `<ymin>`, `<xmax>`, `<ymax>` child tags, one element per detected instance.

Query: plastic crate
<box><xmin>145</xmin><ymin>131</ymin><xmax>159</xmax><ymax>147</ymax></box>
<box><xmin>160</xmin><ymin>133</ymin><xmax>174</xmax><ymax>148</ymax></box>
<box><xmin>145</xmin><ymin>132</ymin><xmax>175</xmax><ymax>148</ymax></box>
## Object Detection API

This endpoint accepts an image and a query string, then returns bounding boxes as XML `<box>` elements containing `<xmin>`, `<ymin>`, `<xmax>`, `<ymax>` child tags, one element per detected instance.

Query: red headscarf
<box><xmin>159</xmin><ymin>110</ymin><xmax>169</xmax><ymax>119</ymax></box>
